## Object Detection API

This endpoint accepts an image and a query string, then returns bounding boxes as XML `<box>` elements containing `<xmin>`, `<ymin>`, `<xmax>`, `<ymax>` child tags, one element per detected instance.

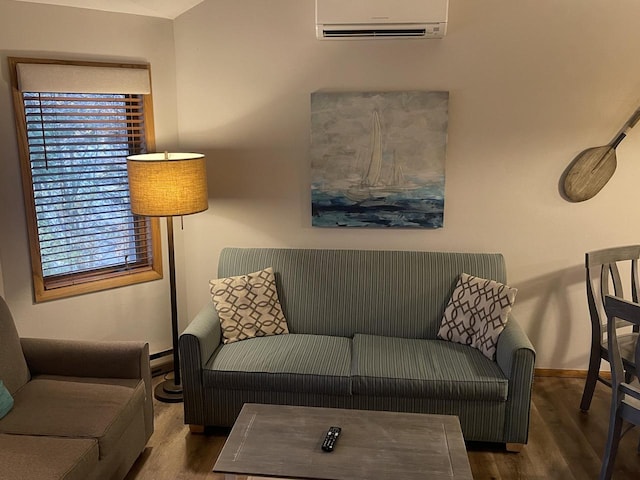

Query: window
<box><xmin>9</xmin><ymin>58</ymin><xmax>162</xmax><ymax>302</ymax></box>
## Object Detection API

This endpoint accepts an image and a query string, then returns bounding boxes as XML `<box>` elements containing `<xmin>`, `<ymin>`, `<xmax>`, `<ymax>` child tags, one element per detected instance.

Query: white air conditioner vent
<box><xmin>316</xmin><ymin>0</ymin><xmax>449</xmax><ymax>40</ymax></box>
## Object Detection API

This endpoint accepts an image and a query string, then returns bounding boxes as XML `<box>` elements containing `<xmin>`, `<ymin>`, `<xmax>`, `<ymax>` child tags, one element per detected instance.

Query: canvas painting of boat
<box><xmin>310</xmin><ymin>91</ymin><xmax>448</xmax><ymax>228</ymax></box>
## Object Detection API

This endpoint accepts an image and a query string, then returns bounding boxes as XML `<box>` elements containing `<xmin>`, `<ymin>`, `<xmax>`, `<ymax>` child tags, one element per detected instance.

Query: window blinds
<box><xmin>24</xmin><ymin>91</ymin><xmax>152</xmax><ymax>282</ymax></box>
<box><xmin>18</xmin><ymin>62</ymin><xmax>154</xmax><ymax>286</ymax></box>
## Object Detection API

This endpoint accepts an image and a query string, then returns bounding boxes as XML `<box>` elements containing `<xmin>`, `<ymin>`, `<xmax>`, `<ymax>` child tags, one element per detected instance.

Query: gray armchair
<box><xmin>0</xmin><ymin>296</ymin><xmax>153</xmax><ymax>480</ymax></box>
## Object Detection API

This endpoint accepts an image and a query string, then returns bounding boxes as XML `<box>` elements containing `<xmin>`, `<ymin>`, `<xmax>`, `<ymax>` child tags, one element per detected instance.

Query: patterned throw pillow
<box><xmin>210</xmin><ymin>267</ymin><xmax>289</xmax><ymax>344</ymax></box>
<box><xmin>437</xmin><ymin>273</ymin><xmax>517</xmax><ymax>360</ymax></box>
<box><xmin>0</xmin><ymin>380</ymin><xmax>14</xmax><ymax>420</ymax></box>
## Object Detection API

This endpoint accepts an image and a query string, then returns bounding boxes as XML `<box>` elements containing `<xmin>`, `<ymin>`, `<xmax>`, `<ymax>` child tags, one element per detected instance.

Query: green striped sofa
<box><xmin>180</xmin><ymin>248</ymin><xmax>535</xmax><ymax>449</ymax></box>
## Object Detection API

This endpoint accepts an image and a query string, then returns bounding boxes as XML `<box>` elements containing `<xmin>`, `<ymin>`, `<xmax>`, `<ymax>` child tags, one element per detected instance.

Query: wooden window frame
<box><xmin>9</xmin><ymin>57</ymin><xmax>162</xmax><ymax>302</ymax></box>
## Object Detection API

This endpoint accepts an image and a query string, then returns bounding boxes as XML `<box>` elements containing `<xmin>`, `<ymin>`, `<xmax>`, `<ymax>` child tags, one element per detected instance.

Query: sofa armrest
<box><xmin>181</xmin><ymin>302</ymin><xmax>221</xmax><ymax>366</ymax></box>
<box><xmin>179</xmin><ymin>302</ymin><xmax>221</xmax><ymax>426</ymax></box>
<box><xmin>21</xmin><ymin>338</ymin><xmax>150</xmax><ymax>380</ymax></box>
<box><xmin>496</xmin><ymin>318</ymin><xmax>535</xmax><ymax>377</ymax></box>
<box><xmin>496</xmin><ymin>318</ymin><xmax>536</xmax><ymax>444</ymax></box>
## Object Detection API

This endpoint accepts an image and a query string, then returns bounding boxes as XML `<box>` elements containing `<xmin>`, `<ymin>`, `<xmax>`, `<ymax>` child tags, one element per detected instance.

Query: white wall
<box><xmin>174</xmin><ymin>0</ymin><xmax>640</xmax><ymax>370</ymax></box>
<box><xmin>2</xmin><ymin>0</ymin><xmax>640</xmax><ymax>370</ymax></box>
<box><xmin>0</xmin><ymin>0</ymin><xmax>180</xmax><ymax>352</ymax></box>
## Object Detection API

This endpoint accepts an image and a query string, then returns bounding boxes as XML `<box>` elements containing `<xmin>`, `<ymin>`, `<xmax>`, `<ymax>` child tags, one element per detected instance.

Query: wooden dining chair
<box><xmin>581</xmin><ymin>245</ymin><xmax>640</xmax><ymax>412</ymax></box>
<box><xmin>599</xmin><ymin>295</ymin><xmax>640</xmax><ymax>480</ymax></box>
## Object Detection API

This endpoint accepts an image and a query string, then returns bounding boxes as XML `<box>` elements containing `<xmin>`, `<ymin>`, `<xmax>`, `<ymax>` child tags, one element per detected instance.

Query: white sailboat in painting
<box><xmin>346</xmin><ymin>110</ymin><xmax>412</xmax><ymax>202</ymax></box>
<box><xmin>363</xmin><ymin>110</ymin><xmax>383</xmax><ymax>189</ymax></box>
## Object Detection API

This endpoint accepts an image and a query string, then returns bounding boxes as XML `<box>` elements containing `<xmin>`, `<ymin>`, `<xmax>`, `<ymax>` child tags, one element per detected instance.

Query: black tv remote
<box><xmin>321</xmin><ymin>426</ymin><xmax>341</xmax><ymax>452</ymax></box>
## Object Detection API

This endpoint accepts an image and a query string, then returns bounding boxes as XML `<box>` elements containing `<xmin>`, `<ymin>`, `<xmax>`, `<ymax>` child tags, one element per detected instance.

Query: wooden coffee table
<box><xmin>213</xmin><ymin>403</ymin><xmax>473</xmax><ymax>480</ymax></box>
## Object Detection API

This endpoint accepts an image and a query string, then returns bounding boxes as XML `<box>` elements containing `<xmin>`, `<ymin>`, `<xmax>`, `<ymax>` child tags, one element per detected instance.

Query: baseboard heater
<box><xmin>150</xmin><ymin>349</ymin><xmax>173</xmax><ymax>377</ymax></box>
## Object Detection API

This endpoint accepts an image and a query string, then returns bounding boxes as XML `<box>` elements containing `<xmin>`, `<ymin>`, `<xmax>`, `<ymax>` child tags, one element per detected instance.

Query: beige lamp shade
<box><xmin>126</xmin><ymin>153</ymin><xmax>208</xmax><ymax>216</ymax></box>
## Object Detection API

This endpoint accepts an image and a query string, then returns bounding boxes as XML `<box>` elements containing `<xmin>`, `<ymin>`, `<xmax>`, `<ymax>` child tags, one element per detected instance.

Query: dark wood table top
<box><xmin>213</xmin><ymin>404</ymin><xmax>473</xmax><ymax>480</ymax></box>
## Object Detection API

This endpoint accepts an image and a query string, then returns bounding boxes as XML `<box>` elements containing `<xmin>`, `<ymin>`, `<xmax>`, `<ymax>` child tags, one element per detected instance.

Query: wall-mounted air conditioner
<box><xmin>316</xmin><ymin>0</ymin><xmax>449</xmax><ymax>40</ymax></box>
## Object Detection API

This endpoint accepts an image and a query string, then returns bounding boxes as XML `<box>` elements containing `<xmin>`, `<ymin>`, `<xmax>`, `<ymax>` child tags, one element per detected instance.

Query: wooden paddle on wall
<box><xmin>563</xmin><ymin>107</ymin><xmax>640</xmax><ymax>202</ymax></box>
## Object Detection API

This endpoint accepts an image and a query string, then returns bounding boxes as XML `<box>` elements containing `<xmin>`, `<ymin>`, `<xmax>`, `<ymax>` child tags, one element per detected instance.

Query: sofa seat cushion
<box><xmin>0</xmin><ymin>376</ymin><xmax>145</xmax><ymax>459</ymax></box>
<box><xmin>204</xmin><ymin>334</ymin><xmax>352</xmax><ymax>395</ymax></box>
<box><xmin>352</xmin><ymin>334</ymin><xmax>508</xmax><ymax>401</ymax></box>
<box><xmin>0</xmin><ymin>433</ymin><xmax>98</xmax><ymax>480</ymax></box>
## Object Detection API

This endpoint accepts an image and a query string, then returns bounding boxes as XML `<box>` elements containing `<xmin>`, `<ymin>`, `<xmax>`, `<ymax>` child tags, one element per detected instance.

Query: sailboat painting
<box><xmin>311</xmin><ymin>91</ymin><xmax>448</xmax><ymax>228</ymax></box>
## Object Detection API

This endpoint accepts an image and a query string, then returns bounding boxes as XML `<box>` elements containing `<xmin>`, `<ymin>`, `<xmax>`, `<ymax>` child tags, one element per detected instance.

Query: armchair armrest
<box><xmin>179</xmin><ymin>302</ymin><xmax>222</xmax><ymax>426</ymax></box>
<box><xmin>21</xmin><ymin>338</ymin><xmax>150</xmax><ymax>380</ymax></box>
<box><xmin>21</xmin><ymin>338</ymin><xmax>154</xmax><ymax>439</ymax></box>
<box><xmin>495</xmin><ymin>317</ymin><xmax>536</xmax><ymax>444</ymax></box>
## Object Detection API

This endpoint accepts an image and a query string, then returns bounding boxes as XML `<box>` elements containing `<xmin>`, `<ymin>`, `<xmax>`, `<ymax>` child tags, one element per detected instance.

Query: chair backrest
<box><xmin>586</xmin><ymin>245</ymin><xmax>640</xmax><ymax>349</ymax></box>
<box><xmin>603</xmin><ymin>295</ymin><xmax>640</xmax><ymax>401</ymax></box>
<box><xmin>0</xmin><ymin>296</ymin><xmax>31</xmax><ymax>394</ymax></box>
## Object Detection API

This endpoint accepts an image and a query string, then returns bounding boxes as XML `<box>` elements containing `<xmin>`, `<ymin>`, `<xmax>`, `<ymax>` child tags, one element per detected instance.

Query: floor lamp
<box><xmin>126</xmin><ymin>152</ymin><xmax>208</xmax><ymax>403</ymax></box>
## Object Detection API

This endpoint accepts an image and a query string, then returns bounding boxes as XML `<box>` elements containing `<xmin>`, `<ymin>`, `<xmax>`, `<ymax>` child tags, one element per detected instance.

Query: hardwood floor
<box><xmin>125</xmin><ymin>376</ymin><xmax>639</xmax><ymax>480</ymax></box>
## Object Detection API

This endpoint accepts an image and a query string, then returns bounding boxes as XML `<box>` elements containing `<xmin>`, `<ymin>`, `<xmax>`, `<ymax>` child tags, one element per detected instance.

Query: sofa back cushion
<box><xmin>0</xmin><ymin>296</ymin><xmax>30</xmax><ymax>394</ymax></box>
<box><xmin>218</xmin><ymin>248</ymin><xmax>507</xmax><ymax>339</ymax></box>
